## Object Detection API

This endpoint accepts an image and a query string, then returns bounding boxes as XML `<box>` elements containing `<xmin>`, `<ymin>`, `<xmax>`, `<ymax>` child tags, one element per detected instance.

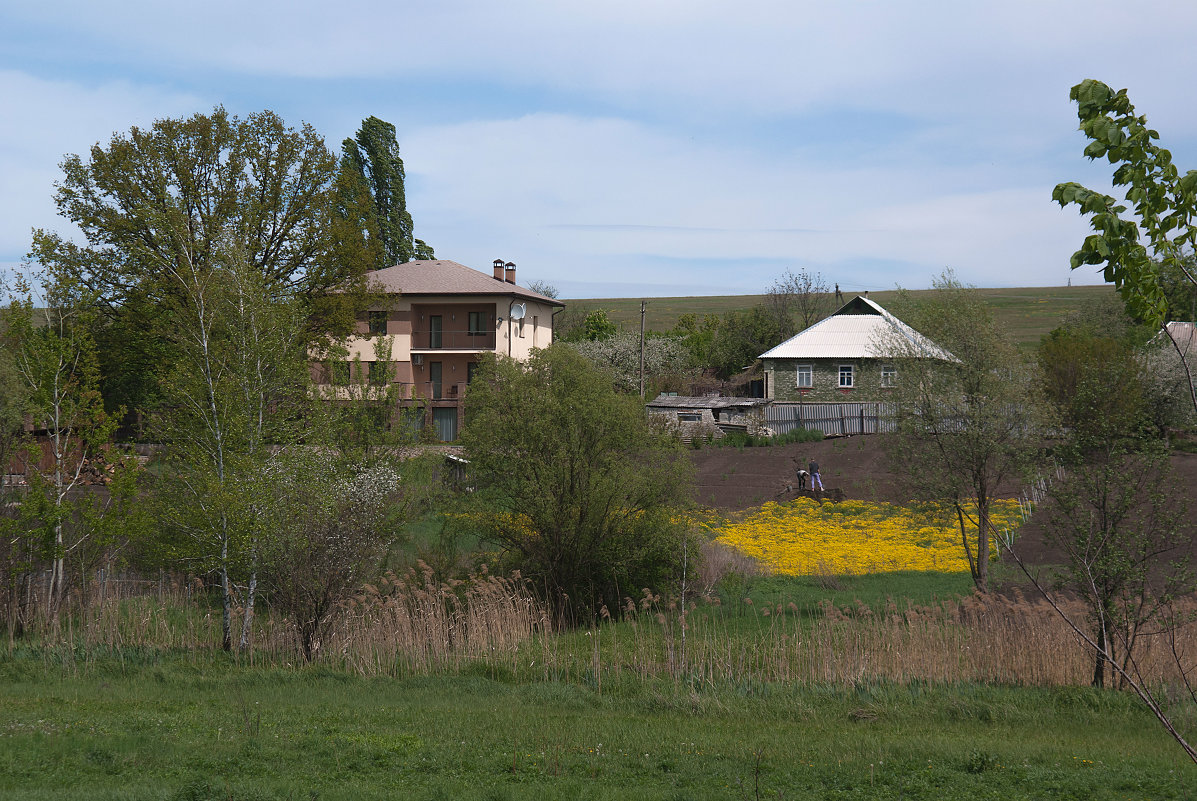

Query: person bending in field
<box><xmin>808</xmin><ymin>460</ymin><xmax>824</xmax><ymax>491</ymax></box>
<box><xmin>795</xmin><ymin>468</ymin><xmax>809</xmax><ymax>490</ymax></box>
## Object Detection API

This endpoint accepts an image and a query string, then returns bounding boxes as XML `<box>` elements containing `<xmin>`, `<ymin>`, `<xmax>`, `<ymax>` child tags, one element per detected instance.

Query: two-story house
<box><xmin>319</xmin><ymin>259</ymin><xmax>563</xmax><ymax>441</ymax></box>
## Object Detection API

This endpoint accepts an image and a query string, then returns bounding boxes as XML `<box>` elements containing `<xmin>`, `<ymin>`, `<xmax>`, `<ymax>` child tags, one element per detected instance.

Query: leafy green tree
<box><xmin>340</xmin><ymin>116</ymin><xmax>434</xmax><ymax>267</ymax></box>
<box><xmin>458</xmin><ymin>346</ymin><xmax>693</xmax><ymax>622</ymax></box>
<box><xmin>4</xmin><ymin>267</ymin><xmax>117</xmax><ymax>611</ymax></box>
<box><xmin>708</xmin><ymin>305</ymin><xmax>788</xmax><ymax>379</ymax></box>
<box><xmin>580</xmin><ymin>309</ymin><xmax>618</xmax><ymax>342</ymax></box>
<box><xmin>668</xmin><ymin>312</ymin><xmax>721</xmax><ymax>368</ymax></box>
<box><xmin>882</xmin><ymin>274</ymin><xmax>1040</xmax><ymax>593</ymax></box>
<box><xmin>150</xmin><ymin>245</ymin><xmax>312</xmax><ymax>651</ymax></box>
<box><xmin>1053</xmin><ymin>79</ymin><xmax>1197</xmax><ymax>414</ymax></box>
<box><xmin>30</xmin><ymin>107</ymin><xmax>377</xmax><ymax>417</ymax></box>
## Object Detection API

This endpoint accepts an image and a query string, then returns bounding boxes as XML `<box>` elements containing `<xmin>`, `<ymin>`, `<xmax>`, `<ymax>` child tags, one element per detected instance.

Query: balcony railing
<box><xmin>410</xmin><ymin>328</ymin><xmax>496</xmax><ymax>350</ymax></box>
<box><xmin>399</xmin><ymin>381</ymin><xmax>469</xmax><ymax>401</ymax></box>
<box><xmin>314</xmin><ymin>381</ymin><xmax>468</xmax><ymax>402</ymax></box>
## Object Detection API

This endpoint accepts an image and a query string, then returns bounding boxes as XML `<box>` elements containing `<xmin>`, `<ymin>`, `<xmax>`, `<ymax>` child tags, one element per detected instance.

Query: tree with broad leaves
<box><xmin>457</xmin><ymin>346</ymin><xmax>693</xmax><ymax>623</ymax></box>
<box><xmin>1053</xmin><ymin>79</ymin><xmax>1197</xmax><ymax>416</ymax></box>
<box><xmin>31</xmin><ymin>107</ymin><xmax>378</xmax><ymax>418</ymax></box>
<box><xmin>340</xmin><ymin>116</ymin><xmax>435</xmax><ymax>268</ymax></box>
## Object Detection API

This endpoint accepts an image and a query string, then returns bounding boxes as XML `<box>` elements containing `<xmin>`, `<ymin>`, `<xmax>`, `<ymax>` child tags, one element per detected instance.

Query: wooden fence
<box><xmin>766</xmin><ymin>402</ymin><xmax>896</xmax><ymax>437</ymax></box>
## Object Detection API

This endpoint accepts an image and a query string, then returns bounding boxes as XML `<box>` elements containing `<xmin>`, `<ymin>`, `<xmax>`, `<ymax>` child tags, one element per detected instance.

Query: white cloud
<box><xmin>404</xmin><ymin>112</ymin><xmax>1109</xmax><ymax>294</ymax></box>
<box><xmin>0</xmin><ymin>70</ymin><xmax>206</xmax><ymax>259</ymax></box>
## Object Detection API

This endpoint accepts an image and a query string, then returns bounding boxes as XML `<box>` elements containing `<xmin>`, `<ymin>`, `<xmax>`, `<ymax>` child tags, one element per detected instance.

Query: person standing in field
<box><xmin>808</xmin><ymin>459</ymin><xmax>824</xmax><ymax>491</ymax></box>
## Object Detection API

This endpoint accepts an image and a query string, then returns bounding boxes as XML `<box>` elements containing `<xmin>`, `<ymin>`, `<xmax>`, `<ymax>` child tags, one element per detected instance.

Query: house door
<box><xmin>430</xmin><ymin>361</ymin><xmax>443</xmax><ymax>399</ymax></box>
<box><xmin>432</xmin><ymin>407</ymin><xmax>458</xmax><ymax>442</ymax></box>
<box><xmin>429</xmin><ymin>315</ymin><xmax>442</xmax><ymax>348</ymax></box>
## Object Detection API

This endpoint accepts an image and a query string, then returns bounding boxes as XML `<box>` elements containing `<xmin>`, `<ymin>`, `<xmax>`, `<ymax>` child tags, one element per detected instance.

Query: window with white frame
<box><xmin>838</xmin><ymin>364</ymin><xmax>854</xmax><ymax>388</ymax></box>
<box><xmin>795</xmin><ymin>364</ymin><xmax>813</xmax><ymax>388</ymax></box>
<box><xmin>880</xmin><ymin>364</ymin><xmax>896</xmax><ymax>387</ymax></box>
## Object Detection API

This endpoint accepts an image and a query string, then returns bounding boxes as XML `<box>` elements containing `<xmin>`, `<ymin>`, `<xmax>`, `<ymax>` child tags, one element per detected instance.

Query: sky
<box><xmin>3</xmin><ymin>1</ymin><xmax>1197</xmax><ymax>299</ymax></box>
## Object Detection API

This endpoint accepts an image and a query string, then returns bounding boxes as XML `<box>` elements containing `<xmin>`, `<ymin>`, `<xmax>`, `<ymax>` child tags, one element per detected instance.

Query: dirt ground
<box><xmin>689</xmin><ymin>435</ymin><xmax>1197</xmax><ymax>568</ymax></box>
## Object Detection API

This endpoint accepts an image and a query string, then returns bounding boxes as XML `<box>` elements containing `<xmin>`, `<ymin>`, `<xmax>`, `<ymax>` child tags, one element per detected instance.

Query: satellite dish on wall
<box><xmin>510</xmin><ymin>303</ymin><xmax>526</xmax><ymax>320</ymax></box>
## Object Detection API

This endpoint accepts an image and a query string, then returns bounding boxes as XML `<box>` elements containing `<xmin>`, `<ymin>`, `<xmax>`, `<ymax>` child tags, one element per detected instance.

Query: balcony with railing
<box><xmin>394</xmin><ymin>380</ymin><xmax>468</xmax><ymax>401</ymax></box>
<box><xmin>409</xmin><ymin>326</ymin><xmax>496</xmax><ymax>351</ymax></box>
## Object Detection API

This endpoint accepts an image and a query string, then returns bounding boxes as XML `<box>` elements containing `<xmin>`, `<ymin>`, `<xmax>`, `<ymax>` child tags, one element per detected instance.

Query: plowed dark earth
<box><xmin>689</xmin><ymin>435</ymin><xmax>1197</xmax><ymax>568</ymax></box>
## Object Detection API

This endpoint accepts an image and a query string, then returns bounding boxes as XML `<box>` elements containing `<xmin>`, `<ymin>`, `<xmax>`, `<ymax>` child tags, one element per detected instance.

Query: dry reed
<box><xmin>12</xmin><ymin>567</ymin><xmax>1197</xmax><ymax>695</ymax></box>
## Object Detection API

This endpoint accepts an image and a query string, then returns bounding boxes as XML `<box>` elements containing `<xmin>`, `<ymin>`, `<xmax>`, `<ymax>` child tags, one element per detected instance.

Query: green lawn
<box><xmin>569</xmin><ymin>285</ymin><xmax>1115</xmax><ymax>349</ymax></box>
<box><xmin>1</xmin><ymin>655</ymin><xmax>1192</xmax><ymax>800</ymax></box>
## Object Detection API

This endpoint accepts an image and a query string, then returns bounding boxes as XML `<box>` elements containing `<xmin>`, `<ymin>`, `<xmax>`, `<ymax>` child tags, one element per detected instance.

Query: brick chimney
<box><xmin>504</xmin><ymin>261</ymin><xmax>516</xmax><ymax>284</ymax></box>
<box><xmin>492</xmin><ymin>259</ymin><xmax>504</xmax><ymax>281</ymax></box>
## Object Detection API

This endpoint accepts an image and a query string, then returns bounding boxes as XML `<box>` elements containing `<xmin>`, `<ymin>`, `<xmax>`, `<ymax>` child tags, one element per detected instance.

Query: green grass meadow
<box><xmin>1</xmin><ymin>652</ymin><xmax>1192</xmax><ymax>801</ymax></box>
<box><xmin>2</xmin><ymin>564</ymin><xmax>1195</xmax><ymax>799</ymax></box>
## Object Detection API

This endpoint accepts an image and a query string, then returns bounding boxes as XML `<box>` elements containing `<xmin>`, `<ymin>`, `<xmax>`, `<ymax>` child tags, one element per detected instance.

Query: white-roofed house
<box><xmin>759</xmin><ymin>295</ymin><xmax>951</xmax><ymax>403</ymax></box>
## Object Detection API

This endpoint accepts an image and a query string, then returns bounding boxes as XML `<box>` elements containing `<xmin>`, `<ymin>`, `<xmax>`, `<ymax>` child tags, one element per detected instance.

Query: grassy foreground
<box><xmin>1</xmin><ymin>652</ymin><xmax>1193</xmax><ymax>801</ymax></box>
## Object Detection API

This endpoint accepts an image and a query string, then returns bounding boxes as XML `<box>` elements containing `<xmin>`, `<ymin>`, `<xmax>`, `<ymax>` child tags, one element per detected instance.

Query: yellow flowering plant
<box><xmin>714</xmin><ymin>498</ymin><xmax>1022</xmax><ymax>576</ymax></box>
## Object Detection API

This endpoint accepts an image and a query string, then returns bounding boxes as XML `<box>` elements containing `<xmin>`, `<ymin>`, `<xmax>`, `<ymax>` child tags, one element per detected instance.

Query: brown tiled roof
<box><xmin>365</xmin><ymin>260</ymin><xmax>563</xmax><ymax>305</ymax></box>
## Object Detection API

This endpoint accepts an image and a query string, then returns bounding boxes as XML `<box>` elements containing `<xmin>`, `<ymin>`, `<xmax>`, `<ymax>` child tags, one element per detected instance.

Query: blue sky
<box><xmin>3</xmin><ymin>1</ymin><xmax>1197</xmax><ymax>299</ymax></box>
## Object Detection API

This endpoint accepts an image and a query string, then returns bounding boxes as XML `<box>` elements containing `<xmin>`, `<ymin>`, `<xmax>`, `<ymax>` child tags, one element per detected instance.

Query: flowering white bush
<box><xmin>568</xmin><ymin>333</ymin><xmax>694</xmax><ymax>392</ymax></box>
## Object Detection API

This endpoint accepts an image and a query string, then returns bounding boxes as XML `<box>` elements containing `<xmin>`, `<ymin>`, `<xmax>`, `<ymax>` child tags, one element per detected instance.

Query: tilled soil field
<box><xmin>689</xmin><ymin>435</ymin><xmax>1197</xmax><ymax>569</ymax></box>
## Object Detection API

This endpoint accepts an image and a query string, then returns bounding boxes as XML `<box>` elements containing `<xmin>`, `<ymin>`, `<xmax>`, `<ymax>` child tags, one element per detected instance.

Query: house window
<box><xmin>518</xmin><ymin>317</ymin><xmax>525</xmax><ymax>338</ymax></box>
<box><xmin>368</xmin><ymin>361</ymin><xmax>390</xmax><ymax>386</ymax></box>
<box><xmin>838</xmin><ymin>364</ymin><xmax>854</xmax><ymax>388</ymax></box>
<box><xmin>467</xmin><ymin>362</ymin><xmax>478</xmax><ymax>384</ymax></box>
<box><xmin>368</xmin><ymin>311</ymin><xmax>387</xmax><ymax>336</ymax></box>
<box><xmin>880</xmin><ymin>364</ymin><xmax>896</xmax><ymax>387</ymax></box>
<box><xmin>678</xmin><ymin>412</ymin><xmax>702</xmax><ymax>423</ymax></box>
<box><xmin>468</xmin><ymin>311</ymin><xmax>486</xmax><ymax>337</ymax></box>
<box><xmin>795</xmin><ymin>364</ymin><xmax>813</xmax><ymax>388</ymax></box>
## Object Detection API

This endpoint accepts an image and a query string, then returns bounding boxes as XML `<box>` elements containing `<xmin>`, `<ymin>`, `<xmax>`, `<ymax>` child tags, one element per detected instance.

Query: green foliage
<box><xmin>1054</xmin><ymin>80</ymin><xmax>1197</xmax><ymax>417</ymax></box>
<box><xmin>1053</xmin><ymin>80</ymin><xmax>1197</xmax><ymax>329</ymax></box>
<box><xmin>1</xmin><ymin>266</ymin><xmax>121</xmax><ymax>620</ymax></box>
<box><xmin>458</xmin><ymin>346</ymin><xmax>693</xmax><ymax>620</ymax></box>
<box><xmin>668</xmin><ymin>311</ymin><xmax>721</xmax><ymax>366</ymax></box>
<box><xmin>30</xmin><ymin>106</ymin><xmax>377</xmax><ymax>417</ymax></box>
<box><xmin>340</xmin><ymin>115</ymin><xmax>434</xmax><ymax>268</ymax></box>
<box><xmin>882</xmin><ymin>273</ymin><xmax>1041</xmax><ymax>593</ymax></box>
<box><xmin>579</xmin><ymin>308</ymin><xmax>618</xmax><ymax>341</ymax></box>
<box><xmin>708</xmin><ymin>304</ymin><xmax>794</xmax><ymax>378</ymax></box>
<box><xmin>149</xmin><ymin>251</ymin><xmax>315</xmax><ymax>650</ymax></box>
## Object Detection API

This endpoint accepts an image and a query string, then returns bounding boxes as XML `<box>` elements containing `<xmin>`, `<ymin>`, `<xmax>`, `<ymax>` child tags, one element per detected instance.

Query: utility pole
<box><xmin>639</xmin><ymin>300</ymin><xmax>647</xmax><ymax>399</ymax></box>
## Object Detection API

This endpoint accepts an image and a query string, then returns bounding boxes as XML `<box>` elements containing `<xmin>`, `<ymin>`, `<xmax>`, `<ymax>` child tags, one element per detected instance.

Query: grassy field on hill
<box><xmin>565</xmin><ymin>285</ymin><xmax>1115</xmax><ymax>349</ymax></box>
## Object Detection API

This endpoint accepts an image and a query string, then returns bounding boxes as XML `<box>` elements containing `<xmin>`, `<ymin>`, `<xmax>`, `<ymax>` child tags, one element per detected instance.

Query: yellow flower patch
<box><xmin>714</xmin><ymin>498</ymin><xmax>1023</xmax><ymax>576</ymax></box>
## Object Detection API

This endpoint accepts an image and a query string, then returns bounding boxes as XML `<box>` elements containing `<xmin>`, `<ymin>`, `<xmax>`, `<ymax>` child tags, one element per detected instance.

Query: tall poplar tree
<box><xmin>340</xmin><ymin>116</ymin><xmax>435</xmax><ymax>268</ymax></box>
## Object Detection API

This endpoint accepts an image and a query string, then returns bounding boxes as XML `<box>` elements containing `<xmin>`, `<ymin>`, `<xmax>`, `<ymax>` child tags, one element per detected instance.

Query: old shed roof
<box><xmin>647</xmin><ymin>394</ymin><xmax>771</xmax><ymax>410</ymax></box>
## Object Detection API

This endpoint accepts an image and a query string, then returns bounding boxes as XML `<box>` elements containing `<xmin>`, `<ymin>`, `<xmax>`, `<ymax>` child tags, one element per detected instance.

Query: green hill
<box><xmin>562</xmin><ymin>285</ymin><xmax>1116</xmax><ymax>349</ymax></box>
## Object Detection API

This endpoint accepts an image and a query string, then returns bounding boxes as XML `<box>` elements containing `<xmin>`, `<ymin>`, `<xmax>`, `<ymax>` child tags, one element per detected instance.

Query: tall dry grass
<box><xmin>11</xmin><ymin>566</ymin><xmax>1197</xmax><ymax>693</ymax></box>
